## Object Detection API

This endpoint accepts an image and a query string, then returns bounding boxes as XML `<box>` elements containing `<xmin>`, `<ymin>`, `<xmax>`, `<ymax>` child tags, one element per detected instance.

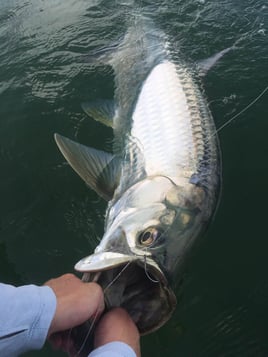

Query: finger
<box><xmin>94</xmin><ymin>308</ymin><xmax>140</xmax><ymax>357</ymax></box>
<box><xmin>46</xmin><ymin>274</ymin><xmax>104</xmax><ymax>335</ymax></box>
<box><xmin>49</xmin><ymin>330</ymin><xmax>75</xmax><ymax>353</ymax></box>
<box><xmin>57</xmin><ymin>283</ymin><xmax>104</xmax><ymax>332</ymax></box>
<box><xmin>49</xmin><ymin>333</ymin><xmax>63</xmax><ymax>350</ymax></box>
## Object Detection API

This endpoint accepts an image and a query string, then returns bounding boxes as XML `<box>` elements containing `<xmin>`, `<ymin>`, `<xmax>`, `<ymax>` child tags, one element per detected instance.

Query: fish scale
<box><xmin>131</xmin><ymin>61</ymin><xmax>198</xmax><ymax>180</ymax></box>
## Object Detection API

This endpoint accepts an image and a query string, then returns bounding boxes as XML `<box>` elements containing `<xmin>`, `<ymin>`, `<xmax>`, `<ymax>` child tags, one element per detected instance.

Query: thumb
<box><xmin>45</xmin><ymin>274</ymin><xmax>104</xmax><ymax>335</ymax></box>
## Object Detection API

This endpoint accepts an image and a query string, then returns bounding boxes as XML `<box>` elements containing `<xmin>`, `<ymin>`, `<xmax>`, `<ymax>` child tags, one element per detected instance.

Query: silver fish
<box><xmin>55</xmin><ymin>18</ymin><xmax>221</xmax><ymax>340</ymax></box>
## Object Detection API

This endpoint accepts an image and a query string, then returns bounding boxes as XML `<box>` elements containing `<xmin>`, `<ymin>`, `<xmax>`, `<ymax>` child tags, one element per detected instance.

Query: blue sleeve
<box><xmin>89</xmin><ymin>341</ymin><xmax>136</xmax><ymax>357</ymax></box>
<box><xmin>0</xmin><ymin>283</ymin><xmax>56</xmax><ymax>357</ymax></box>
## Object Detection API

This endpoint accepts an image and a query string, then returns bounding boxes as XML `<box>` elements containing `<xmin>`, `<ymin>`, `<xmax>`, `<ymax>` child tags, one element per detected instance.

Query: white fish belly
<box><xmin>131</xmin><ymin>61</ymin><xmax>200</xmax><ymax>181</ymax></box>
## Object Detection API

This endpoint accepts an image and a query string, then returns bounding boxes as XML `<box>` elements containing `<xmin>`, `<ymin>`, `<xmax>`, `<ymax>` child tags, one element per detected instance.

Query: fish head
<box><xmin>75</xmin><ymin>175</ymin><xmax>205</xmax><ymax>334</ymax></box>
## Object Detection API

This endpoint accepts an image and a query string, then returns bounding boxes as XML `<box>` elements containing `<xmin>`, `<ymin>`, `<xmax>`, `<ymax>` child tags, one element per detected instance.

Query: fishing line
<box><xmin>74</xmin><ymin>304</ymin><xmax>101</xmax><ymax>357</ymax></box>
<box><xmin>66</xmin><ymin>272</ymin><xmax>97</xmax><ymax>357</ymax></box>
<box><xmin>211</xmin><ymin>85</ymin><xmax>268</xmax><ymax>138</ymax></box>
<box><xmin>75</xmin><ymin>268</ymin><xmax>120</xmax><ymax>357</ymax></box>
<box><xmin>74</xmin><ymin>261</ymin><xmax>133</xmax><ymax>356</ymax></box>
<box><xmin>144</xmin><ymin>254</ymin><xmax>159</xmax><ymax>283</ymax></box>
<box><xmin>104</xmin><ymin>260</ymin><xmax>131</xmax><ymax>292</ymax></box>
<box><xmin>76</xmin><ymin>263</ymin><xmax>132</xmax><ymax>353</ymax></box>
<box><xmin>143</xmin><ymin>207</ymin><xmax>180</xmax><ymax>285</ymax></box>
<box><xmin>66</xmin><ymin>328</ymin><xmax>73</xmax><ymax>356</ymax></box>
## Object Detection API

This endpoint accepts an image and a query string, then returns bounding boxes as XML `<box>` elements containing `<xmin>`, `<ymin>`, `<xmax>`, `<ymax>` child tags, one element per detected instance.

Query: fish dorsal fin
<box><xmin>81</xmin><ymin>100</ymin><xmax>115</xmax><ymax>128</ymax></box>
<box><xmin>54</xmin><ymin>134</ymin><xmax>120</xmax><ymax>200</ymax></box>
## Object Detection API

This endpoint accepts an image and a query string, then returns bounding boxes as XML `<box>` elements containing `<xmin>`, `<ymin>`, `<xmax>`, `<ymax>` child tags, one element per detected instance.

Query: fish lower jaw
<box><xmin>75</xmin><ymin>251</ymin><xmax>137</xmax><ymax>272</ymax></box>
<box><xmin>80</xmin><ymin>260</ymin><xmax>177</xmax><ymax>335</ymax></box>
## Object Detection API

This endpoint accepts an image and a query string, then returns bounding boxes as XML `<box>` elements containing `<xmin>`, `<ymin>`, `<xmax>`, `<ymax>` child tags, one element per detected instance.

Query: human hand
<box><xmin>44</xmin><ymin>274</ymin><xmax>104</xmax><ymax>337</ymax></box>
<box><xmin>94</xmin><ymin>307</ymin><xmax>141</xmax><ymax>357</ymax></box>
<box><xmin>44</xmin><ymin>274</ymin><xmax>140</xmax><ymax>357</ymax></box>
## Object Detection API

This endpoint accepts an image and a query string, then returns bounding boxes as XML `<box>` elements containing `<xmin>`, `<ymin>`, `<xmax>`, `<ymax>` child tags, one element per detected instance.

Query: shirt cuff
<box><xmin>89</xmin><ymin>341</ymin><xmax>136</xmax><ymax>357</ymax></box>
<box><xmin>0</xmin><ymin>283</ymin><xmax>56</xmax><ymax>356</ymax></box>
<box><xmin>28</xmin><ymin>285</ymin><xmax>57</xmax><ymax>350</ymax></box>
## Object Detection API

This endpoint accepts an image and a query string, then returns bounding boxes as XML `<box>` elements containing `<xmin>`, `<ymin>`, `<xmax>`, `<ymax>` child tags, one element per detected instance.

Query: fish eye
<box><xmin>138</xmin><ymin>227</ymin><xmax>163</xmax><ymax>247</ymax></box>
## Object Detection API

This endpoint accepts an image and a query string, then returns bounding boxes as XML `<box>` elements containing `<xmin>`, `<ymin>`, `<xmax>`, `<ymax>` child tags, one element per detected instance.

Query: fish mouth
<box><xmin>75</xmin><ymin>252</ymin><xmax>177</xmax><ymax>335</ymax></box>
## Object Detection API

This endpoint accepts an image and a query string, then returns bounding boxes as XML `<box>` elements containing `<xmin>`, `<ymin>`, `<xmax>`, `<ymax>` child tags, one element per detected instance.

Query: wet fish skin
<box><xmin>55</xmin><ymin>17</ymin><xmax>221</xmax><ymax>337</ymax></box>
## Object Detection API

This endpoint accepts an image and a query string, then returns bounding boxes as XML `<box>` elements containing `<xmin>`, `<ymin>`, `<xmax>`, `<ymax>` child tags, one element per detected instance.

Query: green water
<box><xmin>0</xmin><ymin>1</ymin><xmax>268</xmax><ymax>356</ymax></box>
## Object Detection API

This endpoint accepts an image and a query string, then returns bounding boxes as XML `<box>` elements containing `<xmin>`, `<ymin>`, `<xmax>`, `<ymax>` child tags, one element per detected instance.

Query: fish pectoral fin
<box><xmin>97</xmin><ymin>155</ymin><xmax>121</xmax><ymax>200</ymax></box>
<box><xmin>54</xmin><ymin>133</ymin><xmax>121</xmax><ymax>200</ymax></box>
<box><xmin>81</xmin><ymin>100</ymin><xmax>116</xmax><ymax>128</ymax></box>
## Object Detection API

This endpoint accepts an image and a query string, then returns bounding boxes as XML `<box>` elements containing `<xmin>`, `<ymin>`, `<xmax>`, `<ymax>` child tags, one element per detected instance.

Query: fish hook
<box><xmin>144</xmin><ymin>254</ymin><xmax>159</xmax><ymax>283</ymax></box>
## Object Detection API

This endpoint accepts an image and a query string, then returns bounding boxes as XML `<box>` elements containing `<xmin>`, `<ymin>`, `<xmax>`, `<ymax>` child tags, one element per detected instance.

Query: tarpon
<box><xmin>55</xmin><ymin>17</ymin><xmax>221</xmax><ymax>344</ymax></box>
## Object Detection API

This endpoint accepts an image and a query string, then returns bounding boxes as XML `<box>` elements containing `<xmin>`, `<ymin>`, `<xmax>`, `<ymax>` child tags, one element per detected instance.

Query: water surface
<box><xmin>0</xmin><ymin>1</ymin><xmax>268</xmax><ymax>356</ymax></box>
